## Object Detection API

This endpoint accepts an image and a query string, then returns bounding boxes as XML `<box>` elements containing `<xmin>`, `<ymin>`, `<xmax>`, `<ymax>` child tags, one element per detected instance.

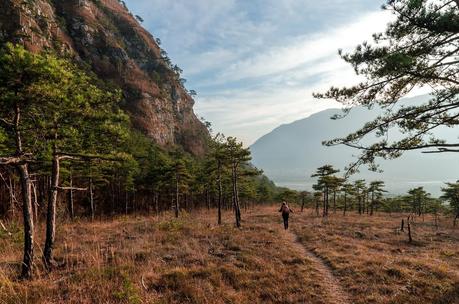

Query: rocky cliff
<box><xmin>0</xmin><ymin>0</ymin><xmax>209</xmax><ymax>155</ymax></box>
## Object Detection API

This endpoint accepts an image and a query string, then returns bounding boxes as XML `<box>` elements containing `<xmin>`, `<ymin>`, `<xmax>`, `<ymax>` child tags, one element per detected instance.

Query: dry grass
<box><xmin>1</xmin><ymin>208</ymin><xmax>328</xmax><ymax>304</ymax></box>
<box><xmin>2</xmin><ymin>208</ymin><xmax>459</xmax><ymax>303</ymax></box>
<box><xmin>291</xmin><ymin>210</ymin><xmax>459</xmax><ymax>304</ymax></box>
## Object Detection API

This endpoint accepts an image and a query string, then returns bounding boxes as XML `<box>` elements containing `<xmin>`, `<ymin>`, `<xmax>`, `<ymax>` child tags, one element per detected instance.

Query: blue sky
<box><xmin>124</xmin><ymin>0</ymin><xmax>393</xmax><ymax>145</ymax></box>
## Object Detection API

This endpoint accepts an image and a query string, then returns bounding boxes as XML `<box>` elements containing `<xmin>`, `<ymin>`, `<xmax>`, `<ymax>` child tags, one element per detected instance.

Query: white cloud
<box><xmin>125</xmin><ymin>0</ymin><xmax>392</xmax><ymax>145</ymax></box>
<box><xmin>194</xmin><ymin>10</ymin><xmax>394</xmax><ymax>145</ymax></box>
<box><xmin>214</xmin><ymin>11</ymin><xmax>392</xmax><ymax>84</ymax></box>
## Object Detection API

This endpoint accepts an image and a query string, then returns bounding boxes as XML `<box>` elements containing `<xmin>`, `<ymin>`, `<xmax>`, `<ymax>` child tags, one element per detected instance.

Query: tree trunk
<box><xmin>175</xmin><ymin>173</ymin><xmax>179</xmax><ymax>218</ymax></box>
<box><xmin>358</xmin><ymin>193</ymin><xmax>362</xmax><ymax>215</ymax></box>
<box><xmin>32</xmin><ymin>181</ymin><xmax>38</xmax><ymax>222</ymax></box>
<box><xmin>8</xmin><ymin>176</ymin><xmax>15</xmax><ymax>218</ymax></box>
<box><xmin>155</xmin><ymin>193</ymin><xmax>159</xmax><ymax>215</ymax></box>
<box><xmin>44</xmin><ymin>154</ymin><xmax>60</xmax><ymax>270</ymax></box>
<box><xmin>301</xmin><ymin>196</ymin><xmax>305</xmax><ymax>212</ymax></box>
<box><xmin>68</xmin><ymin>174</ymin><xmax>74</xmax><ymax>219</ymax></box>
<box><xmin>132</xmin><ymin>190</ymin><xmax>136</xmax><ymax>213</ymax></box>
<box><xmin>18</xmin><ymin>164</ymin><xmax>34</xmax><ymax>279</ymax></box>
<box><xmin>14</xmin><ymin>102</ymin><xmax>34</xmax><ymax>279</ymax></box>
<box><xmin>315</xmin><ymin>197</ymin><xmax>320</xmax><ymax>216</ymax></box>
<box><xmin>370</xmin><ymin>192</ymin><xmax>374</xmax><ymax>216</ymax></box>
<box><xmin>343</xmin><ymin>193</ymin><xmax>347</xmax><ymax>216</ymax></box>
<box><xmin>407</xmin><ymin>216</ymin><xmax>412</xmax><ymax>243</ymax></box>
<box><xmin>184</xmin><ymin>193</ymin><xmax>188</xmax><ymax>211</ymax></box>
<box><xmin>322</xmin><ymin>189</ymin><xmax>327</xmax><ymax>217</ymax></box>
<box><xmin>110</xmin><ymin>179</ymin><xmax>116</xmax><ymax>215</ymax></box>
<box><xmin>206</xmin><ymin>189</ymin><xmax>210</xmax><ymax>210</ymax></box>
<box><xmin>333</xmin><ymin>190</ymin><xmax>337</xmax><ymax>214</ymax></box>
<box><xmin>217</xmin><ymin>162</ymin><xmax>222</xmax><ymax>225</ymax></box>
<box><xmin>235</xmin><ymin>172</ymin><xmax>241</xmax><ymax>225</ymax></box>
<box><xmin>39</xmin><ymin>177</ymin><xmax>45</xmax><ymax>216</ymax></box>
<box><xmin>232</xmin><ymin>163</ymin><xmax>241</xmax><ymax>228</ymax></box>
<box><xmin>125</xmin><ymin>191</ymin><xmax>128</xmax><ymax>215</ymax></box>
<box><xmin>89</xmin><ymin>177</ymin><xmax>95</xmax><ymax>221</ymax></box>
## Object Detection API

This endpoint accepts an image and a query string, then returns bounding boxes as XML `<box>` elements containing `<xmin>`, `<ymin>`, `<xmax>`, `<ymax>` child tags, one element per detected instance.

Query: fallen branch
<box><xmin>56</xmin><ymin>186</ymin><xmax>88</xmax><ymax>191</ymax></box>
<box><xmin>141</xmin><ymin>275</ymin><xmax>148</xmax><ymax>291</ymax></box>
<box><xmin>0</xmin><ymin>172</ymin><xmax>19</xmax><ymax>205</ymax></box>
<box><xmin>0</xmin><ymin>220</ymin><xmax>12</xmax><ymax>236</ymax></box>
<box><xmin>56</xmin><ymin>152</ymin><xmax>125</xmax><ymax>162</ymax></box>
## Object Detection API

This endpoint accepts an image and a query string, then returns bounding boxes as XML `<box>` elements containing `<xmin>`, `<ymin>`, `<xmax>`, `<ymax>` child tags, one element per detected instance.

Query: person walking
<box><xmin>279</xmin><ymin>201</ymin><xmax>294</xmax><ymax>230</ymax></box>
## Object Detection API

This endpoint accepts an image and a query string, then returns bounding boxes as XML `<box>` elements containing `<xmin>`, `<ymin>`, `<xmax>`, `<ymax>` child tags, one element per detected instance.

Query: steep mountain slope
<box><xmin>0</xmin><ymin>0</ymin><xmax>208</xmax><ymax>155</ymax></box>
<box><xmin>250</xmin><ymin>95</ymin><xmax>459</xmax><ymax>195</ymax></box>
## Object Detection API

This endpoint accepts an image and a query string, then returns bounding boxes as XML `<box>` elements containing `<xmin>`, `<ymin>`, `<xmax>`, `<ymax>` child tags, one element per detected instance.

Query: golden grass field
<box><xmin>1</xmin><ymin>207</ymin><xmax>459</xmax><ymax>304</ymax></box>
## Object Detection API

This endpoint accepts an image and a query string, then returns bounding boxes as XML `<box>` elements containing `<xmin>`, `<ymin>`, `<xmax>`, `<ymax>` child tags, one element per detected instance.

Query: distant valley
<box><xmin>250</xmin><ymin>95</ymin><xmax>459</xmax><ymax>196</ymax></box>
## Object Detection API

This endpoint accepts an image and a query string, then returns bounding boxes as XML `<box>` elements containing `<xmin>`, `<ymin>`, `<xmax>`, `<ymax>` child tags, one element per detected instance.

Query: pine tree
<box><xmin>407</xmin><ymin>187</ymin><xmax>430</xmax><ymax>217</ymax></box>
<box><xmin>441</xmin><ymin>181</ymin><xmax>459</xmax><ymax>225</ymax></box>
<box><xmin>0</xmin><ymin>43</ymin><xmax>56</xmax><ymax>278</ymax></box>
<box><xmin>33</xmin><ymin>55</ymin><xmax>130</xmax><ymax>269</ymax></box>
<box><xmin>354</xmin><ymin>180</ymin><xmax>367</xmax><ymax>215</ymax></box>
<box><xmin>311</xmin><ymin>165</ymin><xmax>340</xmax><ymax>217</ymax></box>
<box><xmin>208</xmin><ymin>134</ymin><xmax>229</xmax><ymax>225</ymax></box>
<box><xmin>315</xmin><ymin>0</ymin><xmax>459</xmax><ymax>173</ymax></box>
<box><xmin>368</xmin><ymin>181</ymin><xmax>386</xmax><ymax>216</ymax></box>
<box><xmin>169</xmin><ymin>149</ymin><xmax>192</xmax><ymax>218</ymax></box>
<box><xmin>341</xmin><ymin>183</ymin><xmax>355</xmax><ymax>216</ymax></box>
<box><xmin>225</xmin><ymin>137</ymin><xmax>251</xmax><ymax>228</ymax></box>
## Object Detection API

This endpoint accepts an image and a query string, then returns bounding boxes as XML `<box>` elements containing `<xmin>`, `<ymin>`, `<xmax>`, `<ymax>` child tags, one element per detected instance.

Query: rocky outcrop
<box><xmin>0</xmin><ymin>0</ymin><xmax>208</xmax><ymax>155</ymax></box>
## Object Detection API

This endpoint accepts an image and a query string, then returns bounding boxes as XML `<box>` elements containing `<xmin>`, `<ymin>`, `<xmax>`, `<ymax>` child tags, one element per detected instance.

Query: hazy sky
<box><xmin>124</xmin><ymin>0</ymin><xmax>393</xmax><ymax>145</ymax></box>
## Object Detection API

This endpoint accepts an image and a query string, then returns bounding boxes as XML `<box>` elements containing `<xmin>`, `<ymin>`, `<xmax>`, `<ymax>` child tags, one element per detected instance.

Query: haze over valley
<box><xmin>251</xmin><ymin>95</ymin><xmax>459</xmax><ymax>196</ymax></box>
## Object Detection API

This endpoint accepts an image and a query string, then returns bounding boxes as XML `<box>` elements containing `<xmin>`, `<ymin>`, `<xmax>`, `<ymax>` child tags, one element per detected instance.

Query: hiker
<box><xmin>279</xmin><ymin>201</ymin><xmax>294</xmax><ymax>230</ymax></box>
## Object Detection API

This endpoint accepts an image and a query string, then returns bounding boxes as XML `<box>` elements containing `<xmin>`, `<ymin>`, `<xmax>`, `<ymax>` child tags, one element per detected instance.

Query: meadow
<box><xmin>1</xmin><ymin>207</ymin><xmax>459</xmax><ymax>304</ymax></box>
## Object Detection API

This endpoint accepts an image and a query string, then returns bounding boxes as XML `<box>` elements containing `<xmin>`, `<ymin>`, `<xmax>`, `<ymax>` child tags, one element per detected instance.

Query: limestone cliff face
<box><xmin>0</xmin><ymin>0</ymin><xmax>208</xmax><ymax>155</ymax></box>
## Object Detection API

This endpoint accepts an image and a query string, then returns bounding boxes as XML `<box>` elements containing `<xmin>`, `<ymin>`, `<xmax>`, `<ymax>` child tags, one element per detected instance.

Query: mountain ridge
<box><xmin>0</xmin><ymin>0</ymin><xmax>208</xmax><ymax>155</ymax></box>
<box><xmin>250</xmin><ymin>95</ymin><xmax>459</xmax><ymax>196</ymax></box>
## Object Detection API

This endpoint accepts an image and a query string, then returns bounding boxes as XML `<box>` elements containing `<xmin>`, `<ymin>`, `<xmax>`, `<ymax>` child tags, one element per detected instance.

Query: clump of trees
<box><xmin>308</xmin><ymin>163</ymin><xmax>459</xmax><ymax>234</ymax></box>
<box><xmin>0</xmin><ymin>44</ymin><xmax>283</xmax><ymax>279</ymax></box>
<box><xmin>310</xmin><ymin>0</ymin><xmax>459</xmax><ymax>230</ymax></box>
<box><xmin>310</xmin><ymin>165</ymin><xmax>387</xmax><ymax>218</ymax></box>
<box><xmin>311</xmin><ymin>165</ymin><xmax>341</xmax><ymax>217</ymax></box>
<box><xmin>0</xmin><ymin>43</ymin><xmax>131</xmax><ymax>277</ymax></box>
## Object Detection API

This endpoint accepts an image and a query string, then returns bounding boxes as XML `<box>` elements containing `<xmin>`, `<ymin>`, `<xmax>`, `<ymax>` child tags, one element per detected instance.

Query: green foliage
<box><xmin>315</xmin><ymin>0</ymin><xmax>459</xmax><ymax>173</ymax></box>
<box><xmin>441</xmin><ymin>181</ymin><xmax>459</xmax><ymax>215</ymax></box>
<box><xmin>276</xmin><ymin>188</ymin><xmax>299</xmax><ymax>203</ymax></box>
<box><xmin>311</xmin><ymin>165</ymin><xmax>341</xmax><ymax>194</ymax></box>
<box><xmin>0</xmin><ymin>42</ymin><xmax>129</xmax><ymax>155</ymax></box>
<box><xmin>407</xmin><ymin>186</ymin><xmax>430</xmax><ymax>215</ymax></box>
<box><xmin>113</xmin><ymin>272</ymin><xmax>142</xmax><ymax>304</ymax></box>
<box><xmin>158</xmin><ymin>219</ymin><xmax>185</xmax><ymax>232</ymax></box>
<box><xmin>0</xmin><ymin>43</ymin><xmax>283</xmax><ymax>221</ymax></box>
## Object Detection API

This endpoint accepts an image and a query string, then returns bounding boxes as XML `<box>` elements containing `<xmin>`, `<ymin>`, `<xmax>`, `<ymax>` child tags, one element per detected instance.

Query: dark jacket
<box><xmin>279</xmin><ymin>204</ymin><xmax>293</xmax><ymax>215</ymax></box>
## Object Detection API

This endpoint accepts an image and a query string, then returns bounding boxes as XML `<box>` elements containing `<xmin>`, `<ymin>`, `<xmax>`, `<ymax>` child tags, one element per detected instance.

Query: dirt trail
<box><xmin>282</xmin><ymin>228</ymin><xmax>352</xmax><ymax>304</ymax></box>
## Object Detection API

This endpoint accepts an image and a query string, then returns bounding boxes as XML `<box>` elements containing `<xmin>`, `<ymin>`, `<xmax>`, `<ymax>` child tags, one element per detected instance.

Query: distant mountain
<box><xmin>250</xmin><ymin>95</ymin><xmax>459</xmax><ymax>196</ymax></box>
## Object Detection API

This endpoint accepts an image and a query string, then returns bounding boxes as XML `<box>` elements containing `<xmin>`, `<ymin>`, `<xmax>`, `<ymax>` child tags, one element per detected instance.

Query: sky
<box><xmin>124</xmin><ymin>0</ymin><xmax>394</xmax><ymax>145</ymax></box>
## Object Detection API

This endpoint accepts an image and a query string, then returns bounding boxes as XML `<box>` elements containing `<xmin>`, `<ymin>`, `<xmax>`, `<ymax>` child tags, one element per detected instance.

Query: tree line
<box><xmin>0</xmin><ymin>43</ymin><xmax>281</xmax><ymax>279</ymax></box>
<box><xmin>307</xmin><ymin>0</ymin><xmax>459</xmax><ymax>229</ymax></box>
<box><xmin>304</xmin><ymin>164</ymin><xmax>459</xmax><ymax>227</ymax></box>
